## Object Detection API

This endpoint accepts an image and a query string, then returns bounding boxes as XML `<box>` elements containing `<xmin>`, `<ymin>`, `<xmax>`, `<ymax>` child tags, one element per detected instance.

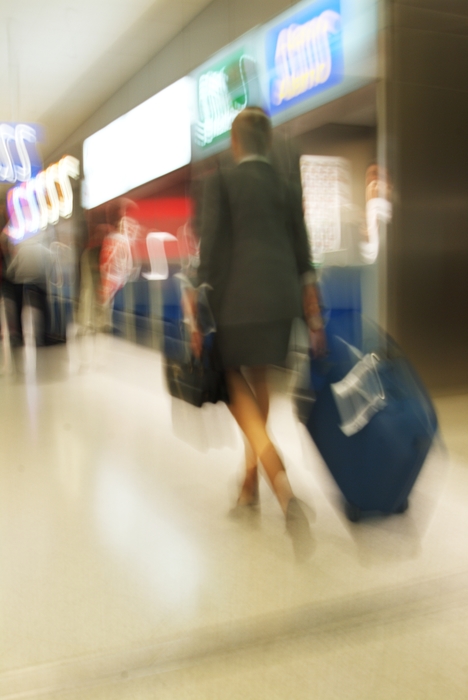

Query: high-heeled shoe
<box><xmin>285</xmin><ymin>498</ymin><xmax>314</xmax><ymax>561</ymax></box>
<box><xmin>228</xmin><ymin>499</ymin><xmax>261</xmax><ymax>530</ymax></box>
<box><xmin>229</xmin><ymin>483</ymin><xmax>260</xmax><ymax>522</ymax></box>
<box><xmin>233</xmin><ymin>471</ymin><xmax>260</xmax><ymax>508</ymax></box>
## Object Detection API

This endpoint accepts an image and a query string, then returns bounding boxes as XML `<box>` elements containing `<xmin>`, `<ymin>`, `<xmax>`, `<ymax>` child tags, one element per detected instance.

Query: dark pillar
<box><xmin>386</xmin><ymin>0</ymin><xmax>468</xmax><ymax>394</ymax></box>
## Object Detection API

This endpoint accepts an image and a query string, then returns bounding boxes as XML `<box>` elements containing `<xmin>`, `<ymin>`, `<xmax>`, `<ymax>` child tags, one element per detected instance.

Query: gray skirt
<box><xmin>217</xmin><ymin>320</ymin><xmax>293</xmax><ymax>369</ymax></box>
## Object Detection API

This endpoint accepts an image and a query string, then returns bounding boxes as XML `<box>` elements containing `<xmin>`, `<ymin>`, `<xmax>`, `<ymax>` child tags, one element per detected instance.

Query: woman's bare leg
<box><xmin>237</xmin><ymin>367</ymin><xmax>269</xmax><ymax>505</ymax></box>
<box><xmin>226</xmin><ymin>368</ymin><xmax>293</xmax><ymax>514</ymax></box>
<box><xmin>238</xmin><ymin>439</ymin><xmax>259</xmax><ymax>506</ymax></box>
<box><xmin>246</xmin><ymin>366</ymin><xmax>270</xmax><ymax>420</ymax></box>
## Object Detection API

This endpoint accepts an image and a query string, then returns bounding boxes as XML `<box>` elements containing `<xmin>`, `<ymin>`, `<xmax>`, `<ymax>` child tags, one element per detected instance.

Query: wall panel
<box><xmin>386</xmin><ymin>0</ymin><xmax>468</xmax><ymax>393</ymax></box>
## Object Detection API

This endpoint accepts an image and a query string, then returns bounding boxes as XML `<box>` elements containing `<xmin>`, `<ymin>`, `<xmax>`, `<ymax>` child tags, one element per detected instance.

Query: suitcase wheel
<box><xmin>344</xmin><ymin>501</ymin><xmax>362</xmax><ymax>523</ymax></box>
<box><xmin>396</xmin><ymin>498</ymin><xmax>409</xmax><ymax>514</ymax></box>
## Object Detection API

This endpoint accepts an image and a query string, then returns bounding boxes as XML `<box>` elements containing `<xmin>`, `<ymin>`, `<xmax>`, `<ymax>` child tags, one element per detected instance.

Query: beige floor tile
<box><xmin>0</xmin><ymin>339</ymin><xmax>467</xmax><ymax>699</ymax></box>
<box><xmin>42</xmin><ymin>604</ymin><xmax>468</xmax><ymax>700</ymax></box>
<box><xmin>433</xmin><ymin>394</ymin><xmax>468</xmax><ymax>463</ymax></box>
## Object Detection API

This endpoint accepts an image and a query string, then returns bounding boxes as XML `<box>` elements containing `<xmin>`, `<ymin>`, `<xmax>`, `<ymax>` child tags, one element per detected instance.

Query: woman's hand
<box><xmin>191</xmin><ymin>328</ymin><xmax>203</xmax><ymax>358</ymax></box>
<box><xmin>303</xmin><ymin>283</ymin><xmax>321</xmax><ymax>320</ymax></box>
<box><xmin>310</xmin><ymin>327</ymin><xmax>326</xmax><ymax>358</ymax></box>
<box><xmin>303</xmin><ymin>283</ymin><xmax>326</xmax><ymax>357</ymax></box>
<box><xmin>181</xmin><ymin>285</ymin><xmax>202</xmax><ymax>358</ymax></box>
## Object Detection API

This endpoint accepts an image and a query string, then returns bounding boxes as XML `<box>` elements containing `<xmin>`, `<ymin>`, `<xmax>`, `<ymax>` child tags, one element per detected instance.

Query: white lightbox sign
<box><xmin>258</xmin><ymin>0</ymin><xmax>379</xmax><ymax>128</ymax></box>
<box><xmin>82</xmin><ymin>77</ymin><xmax>193</xmax><ymax>209</ymax></box>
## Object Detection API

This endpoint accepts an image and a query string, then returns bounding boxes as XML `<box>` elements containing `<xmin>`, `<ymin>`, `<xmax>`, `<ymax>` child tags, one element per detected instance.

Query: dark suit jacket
<box><xmin>197</xmin><ymin>160</ymin><xmax>315</xmax><ymax>327</ymax></box>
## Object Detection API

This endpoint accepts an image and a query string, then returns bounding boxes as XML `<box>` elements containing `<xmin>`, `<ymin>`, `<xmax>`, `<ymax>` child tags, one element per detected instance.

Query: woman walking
<box><xmin>196</xmin><ymin>108</ymin><xmax>324</xmax><ymax>559</ymax></box>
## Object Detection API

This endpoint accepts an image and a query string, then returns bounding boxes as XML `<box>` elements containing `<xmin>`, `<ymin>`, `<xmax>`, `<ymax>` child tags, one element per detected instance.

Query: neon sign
<box><xmin>0</xmin><ymin>123</ymin><xmax>43</xmax><ymax>183</ymax></box>
<box><xmin>6</xmin><ymin>156</ymin><xmax>80</xmax><ymax>242</ymax></box>
<box><xmin>265</xmin><ymin>0</ymin><xmax>344</xmax><ymax>116</ymax></box>
<box><xmin>190</xmin><ymin>32</ymin><xmax>263</xmax><ymax>160</ymax></box>
<box><xmin>195</xmin><ymin>49</ymin><xmax>257</xmax><ymax>148</ymax></box>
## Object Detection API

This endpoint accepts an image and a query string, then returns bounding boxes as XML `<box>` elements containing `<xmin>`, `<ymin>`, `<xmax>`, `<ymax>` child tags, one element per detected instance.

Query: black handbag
<box><xmin>164</xmin><ymin>334</ymin><xmax>228</xmax><ymax>407</ymax></box>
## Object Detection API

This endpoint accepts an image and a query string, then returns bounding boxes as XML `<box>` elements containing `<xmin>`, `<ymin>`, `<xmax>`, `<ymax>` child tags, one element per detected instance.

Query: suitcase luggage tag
<box><xmin>330</xmin><ymin>344</ymin><xmax>386</xmax><ymax>436</ymax></box>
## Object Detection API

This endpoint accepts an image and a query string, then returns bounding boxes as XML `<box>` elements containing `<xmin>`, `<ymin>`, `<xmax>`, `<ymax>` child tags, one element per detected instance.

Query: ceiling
<box><xmin>0</xmin><ymin>0</ymin><xmax>213</xmax><ymax>162</ymax></box>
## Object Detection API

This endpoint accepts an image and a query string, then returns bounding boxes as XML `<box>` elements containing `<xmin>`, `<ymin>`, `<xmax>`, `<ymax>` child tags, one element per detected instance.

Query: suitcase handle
<box><xmin>370</xmin><ymin>353</ymin><xmax>386</xmax><ymax>401</ymax></box>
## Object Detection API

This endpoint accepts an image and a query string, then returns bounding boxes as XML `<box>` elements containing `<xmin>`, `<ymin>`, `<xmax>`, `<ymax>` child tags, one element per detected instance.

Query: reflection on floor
<box><xmin>0</xmin><ymin>337</ymin><xmax>467</xmax><ymax>699</ymax></box>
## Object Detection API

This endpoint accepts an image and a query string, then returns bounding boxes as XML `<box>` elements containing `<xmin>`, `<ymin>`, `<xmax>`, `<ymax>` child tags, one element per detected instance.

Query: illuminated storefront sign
<box><xmin>0</xmin><ymin>122</ymin><xmax>43</xmax><ymax>183</ymax></box>
<box><xmin>257</xmin><ymin>0</ymin><xmax>378</xmax><ymax>126</ymax></box>
<box><xmin>265</xmin><ymin>0</ymin><xmax>344</xmax><ymax>117</ymax></box>
<box><xmin>82</xmin><ymin>77</ymin><xmax>193</xmax><ymax>210</ymax></box>
<box><xmin>6</xmin><ymin>156</ymin><xmax>80</xmax><ymax>242</ymax></box>
<box><xmin>194</xmin><ymin>49</ymin><xmax>259</xmax><ymax>149</ymax></box>
<box><xmin>190</xmin><ymin>33</ymin><xmax>263</xmax><ymax>160</ymax></box>
<box><xmin>79</xmin><ymin>0</ymin><xmax>377</xmax><ymax>187</ymax></box>
<box><xmin>189</xmin><ymin>0</ymin><xmax>377</xmax><ymax>155</ymax></box>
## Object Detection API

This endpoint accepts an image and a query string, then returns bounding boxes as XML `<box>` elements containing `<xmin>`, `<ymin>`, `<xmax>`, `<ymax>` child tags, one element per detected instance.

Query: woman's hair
<box><xmin>231</xmin><ymin>107</ymin><xmax>272</xmax><ymax>157</ymax></box>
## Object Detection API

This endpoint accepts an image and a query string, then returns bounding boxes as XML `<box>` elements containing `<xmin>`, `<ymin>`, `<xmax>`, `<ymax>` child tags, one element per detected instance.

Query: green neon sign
<box><xmin>195</xmin><ymin>48</ymin><xmax>256</xmax><ymax>149</ymax></box>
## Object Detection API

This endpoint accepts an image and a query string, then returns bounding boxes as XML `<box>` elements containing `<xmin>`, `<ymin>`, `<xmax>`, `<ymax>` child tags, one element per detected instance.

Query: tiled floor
<box><xmin>1</xmin><ymin>337</ymin><xmax>467</xmax><ymax>699</ymax></box>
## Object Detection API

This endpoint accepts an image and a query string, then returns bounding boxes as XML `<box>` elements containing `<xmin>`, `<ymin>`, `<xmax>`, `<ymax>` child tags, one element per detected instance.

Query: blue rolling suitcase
<box><xmin>307</xmin><ymin>304</ymin><xmax>438</xmax><ymax>522</ymax></box>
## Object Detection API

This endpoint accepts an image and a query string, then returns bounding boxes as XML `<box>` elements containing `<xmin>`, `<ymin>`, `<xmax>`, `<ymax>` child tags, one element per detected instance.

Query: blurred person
<box><xmin>77</xmin><ymin>198</ymin><xmax>141</xmax><ymax>337</ymax></box>
<box><xmin>0</xmin><ymin>207</ymin><xmax>17</xmax><ymax>373</ymax></box>
<box><xmin>318</xmin><ymin>161</ymin><xmax>393</xmax><ymax>330</ymax></box>
<box><xmin>0</xmin><ymin>208</ymin><xmax>22</xmax><ymax>350</ymax></box>
<box><xmin>360</xmin><ymin>162</ymin><xmax>392</xmax><ymax>265</ymax></box>
<box><xmin>77</xmin><ymin>222</ymin><xmax>109</xmax><ymax>336</ymax></box>
<box><xmin>1</xmin><ymin>225</ymin><xmax>53</xmax><ymax>348</ymax></box>
<box><xmin>195</xmin><ymin>107</ymin><xmax>324</xmax><ymax>559</ymax></box>
<box><xmin>99</xmin><ymin>198</ymin><xmax>141</xmax><ymax>308</ymax></box>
